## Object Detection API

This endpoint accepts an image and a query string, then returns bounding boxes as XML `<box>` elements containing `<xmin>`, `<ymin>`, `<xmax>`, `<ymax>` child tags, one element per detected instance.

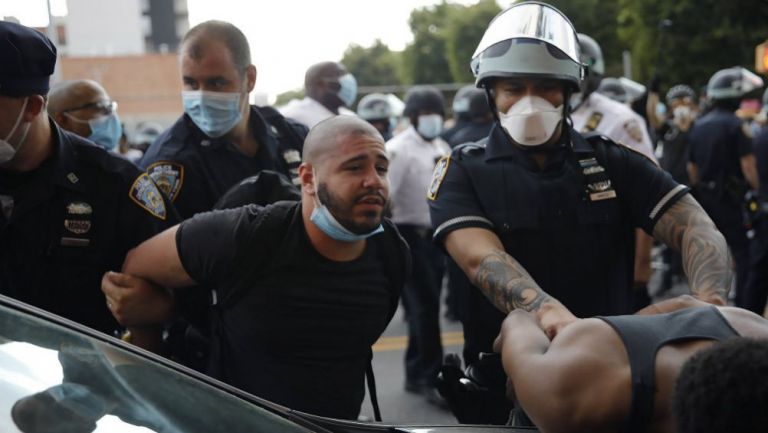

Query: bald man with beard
<box><xmin>48</xmin><ymin>79</ymin><xmax>123</xmax><ymax>152</ymax></box>
<box><xmin>495</xmin><ymin>295</ymin><xmax>768</xmax><ymax>433</ymax></box>
<box><xmin>101</xmin><ymin>116</ymin><xmax>410</xmax><ymax>420</ymax></box>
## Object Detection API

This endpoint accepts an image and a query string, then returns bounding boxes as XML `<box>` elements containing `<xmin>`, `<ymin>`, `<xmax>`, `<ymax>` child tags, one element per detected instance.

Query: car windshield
<box><xmin>0</xmin><ymin>302</ymin><xmax>312</xmax><ymax>433</ymax></box>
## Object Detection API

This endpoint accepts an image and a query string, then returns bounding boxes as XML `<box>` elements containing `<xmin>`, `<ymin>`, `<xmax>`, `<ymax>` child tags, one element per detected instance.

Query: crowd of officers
<box><xmin>0</xmin><ymin>1</ymin><xmax>767</xmax><ymax>430</ymax></box>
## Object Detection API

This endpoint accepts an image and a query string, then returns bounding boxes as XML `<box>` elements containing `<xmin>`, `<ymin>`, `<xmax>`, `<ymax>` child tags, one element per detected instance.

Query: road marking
<box><xmin>372</xmin><ymin>331</ymin><xmax>464</xmax><ymax>352</ymax></box>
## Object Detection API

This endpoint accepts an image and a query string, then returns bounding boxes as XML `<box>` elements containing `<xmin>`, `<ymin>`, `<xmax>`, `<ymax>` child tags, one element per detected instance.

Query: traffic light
<box><xmin>757</xmin><ymin>41</ymin><xmax>768</xmax><ymax>74</ymax></box>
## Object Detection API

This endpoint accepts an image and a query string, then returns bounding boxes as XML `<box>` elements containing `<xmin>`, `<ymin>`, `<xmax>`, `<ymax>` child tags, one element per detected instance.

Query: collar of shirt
<box><xmin>182</xmin><ymin>105</ymin><xmax>281</xmax><ymax>158</ymax></box>
<box><xmin>485</xmin><ymin>123</ymin><xmax>579</xmax><ymax>171</ymax></box>
<box><xmin>50</xmin><ymin>118</ymin><xmax>87</xmax><ymax>194</ymax></box>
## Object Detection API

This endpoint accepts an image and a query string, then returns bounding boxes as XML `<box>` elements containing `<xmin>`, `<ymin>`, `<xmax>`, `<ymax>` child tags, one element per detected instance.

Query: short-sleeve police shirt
<box><xmin>140</xmin><ymin>106</ymin><xmax>305</xmax><ymax>219</ymax></box>
<box><xmin>689</xmin><ymin>108</ymin><xmax>753</xmax><ymax>182</ymax></box>
<box><xmin>428</xmin><ymin>125</ymin><xmax>688</xmax><ymax>316</ymax></box>
<box><xmin>0</xmin><ymin>120</ymin><xmax>177</xmax><ymax>334</ymax></box>
<box><xmin>174</xmin><ymin>203</ymin><xmax>393</xmax><ymax>419</ymax></box>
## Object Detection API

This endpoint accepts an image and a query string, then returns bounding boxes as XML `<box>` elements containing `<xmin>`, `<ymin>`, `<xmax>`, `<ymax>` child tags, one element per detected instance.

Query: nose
<box><xmin>362</xmin><ymin>165</ymin><xmax>386</xmax><ymax>191</ymax></box>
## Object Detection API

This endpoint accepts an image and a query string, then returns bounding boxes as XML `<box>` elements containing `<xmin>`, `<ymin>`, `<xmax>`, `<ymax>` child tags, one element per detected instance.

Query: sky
<box><xmin>0</xmin><ymin>0</ymin><xmax>513</xmax><ymax>102</ymax></box>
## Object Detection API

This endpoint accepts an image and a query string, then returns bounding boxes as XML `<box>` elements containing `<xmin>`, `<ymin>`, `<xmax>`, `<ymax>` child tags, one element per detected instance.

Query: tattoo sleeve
<box><xmin>652</xmin><ymin>194</ymin><xmax>732</xmax><ymax>301</ymax></box>
<box><xmin>473</xmin><ymin>249</ymin><xmax>554</xmax><ymax>314</ymax></box>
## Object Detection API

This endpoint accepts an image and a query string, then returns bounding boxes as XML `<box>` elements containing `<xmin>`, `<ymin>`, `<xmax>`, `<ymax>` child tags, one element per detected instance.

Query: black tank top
<box><xmin>597</xmin><ymin>306</ymin><xmax>740</xmax><ymax>433</ymax></box>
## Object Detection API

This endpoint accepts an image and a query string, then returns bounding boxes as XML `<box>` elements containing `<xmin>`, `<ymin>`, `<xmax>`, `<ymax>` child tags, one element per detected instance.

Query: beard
<box><xmin>317</xmin><ymin>182</ymin><xmax>388</xmax><ymax>234</ymax></box>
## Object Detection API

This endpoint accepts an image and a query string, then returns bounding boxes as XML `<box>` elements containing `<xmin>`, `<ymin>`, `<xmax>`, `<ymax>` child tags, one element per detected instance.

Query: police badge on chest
<box><xmin>61</xmin><ymin>201</ymin><xmax>92</xmax><ymax>247</ymax></box>
<box><xmin>578</xmin><ymin>157</ymin><xmax>617</xmax><ymax>201</ymax></box>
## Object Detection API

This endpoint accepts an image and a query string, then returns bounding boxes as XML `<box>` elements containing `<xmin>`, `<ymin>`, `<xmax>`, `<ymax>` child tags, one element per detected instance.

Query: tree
<box><xmin>443</xmin><ymin>0</ymin><xmax>500</xmax><ymax>83</ymax></box>
<box><xmin>341</xmin><ymin>39</ymin><xmax>402</xmax><ymax>87</ymax></box>
<box><xmin>618</xmin><ymin>0</ymin><xmax>768</xmax><ymax>90</ymax></box>
<box><xmin>400</xmin><ymin>1</ymin><xmax>460</xmax><ymax>85</ymax></box>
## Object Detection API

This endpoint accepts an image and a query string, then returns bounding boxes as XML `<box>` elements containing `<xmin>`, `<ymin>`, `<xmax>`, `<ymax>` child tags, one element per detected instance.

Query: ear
<box><xmin>298</xmin><ymin>162</ymin><xmax>315</xmax><ymax>195</ymax></box>
<box><xmin>245</xmin><ymin>65</ymin><xmax>257</xmax><ymax>93</ymax></box>
<box><xmin>23</xmin><ymin>95</ymin><xmax>46</xmax><ymax>121</ymax></box>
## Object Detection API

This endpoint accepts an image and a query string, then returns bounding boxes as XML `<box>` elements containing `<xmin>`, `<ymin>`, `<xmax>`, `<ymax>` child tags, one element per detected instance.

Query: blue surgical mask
<box><xmin>182</xmin><ymin>90</ymin><xmax>242</xmax><ymax>138</ymax></box>
<box><xmin>88</xmin><ymin>113</ymin><xmax>122</xmax><ymax>151</ymax></box>
<box><xmin>309</xmin><ymin>172</ymin><xmax>384</xmax><ymax>242</ymax></box>
<box><xmin>337</xmin><ymin>73</ymin><xmax>358</xmax><ymax>107</ymax></box>
<box><xmin>417</xmin><ymin>114</ymin><xmax>443</xmax><ymax>140</ymax></box>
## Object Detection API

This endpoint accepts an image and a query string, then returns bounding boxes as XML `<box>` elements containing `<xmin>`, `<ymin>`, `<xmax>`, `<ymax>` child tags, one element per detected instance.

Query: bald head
<box><xmin>303</xmin><ymin>115</ymin><xmax>383</xmax><ymax>167</ymax></box>
<box><xmin>305</xmin><ymin>61</ymin><xmax>347</xmax><ymax>92</ymax></box>
<box><xmin>47</xmin><ymin>79</ymin><xmax>108</xmax><ymax>116</ymax></box>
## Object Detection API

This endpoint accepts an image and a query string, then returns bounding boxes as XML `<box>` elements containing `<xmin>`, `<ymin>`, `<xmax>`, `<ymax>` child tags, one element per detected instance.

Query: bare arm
<box><xmin>444</xmin><ymin>227</ymin><xmax>576</xmax><ymax>337</ymax></box>
<box><xmin>652</xmin><ymin>194</ymin><xmax>731</xmax><ymax>304</ymax></box>
<box><xmin>495</xmin><ymin>311</ymin><xmax>623</xmax><ymax>433</ymax></box>
<box><xmin>121</xmin><ymin>225</ymin><xmax>194</xmax><ymax>287</ymax></box>
<box><xmin>740</xmin><ymin>153</ymin><xmax>759</xmax><ymax>191</ymax></box>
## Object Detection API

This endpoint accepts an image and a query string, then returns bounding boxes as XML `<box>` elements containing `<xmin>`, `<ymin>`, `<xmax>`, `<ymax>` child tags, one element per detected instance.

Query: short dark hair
<box><xmin>674</xmin><ymin>338</ymin><xmax>768</xmax><ymax>433</ymax></box>
<box><xmin>181</xmin><ymin>20</ymin><xmax>251</xmax><ymax>73</ymax></box>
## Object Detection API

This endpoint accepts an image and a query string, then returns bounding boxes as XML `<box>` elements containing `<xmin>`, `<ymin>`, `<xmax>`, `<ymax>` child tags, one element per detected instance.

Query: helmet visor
<box><xmin>472</xmin><ymin>2</ymin><xmax>580</xmax><ymax>64</ymax></box>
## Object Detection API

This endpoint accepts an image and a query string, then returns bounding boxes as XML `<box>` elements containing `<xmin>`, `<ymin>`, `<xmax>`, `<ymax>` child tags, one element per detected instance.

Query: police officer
<box><xmin>743</xmin><ymin>89</ymin><xmax>768</xmax><ymax>315</ymax></box>
<box><xmin>47</xmin><ymin>80</ymin><xmax>123</xmax><ymax>152</ymax></box>
<box><xmin>0</xmin><ymin>21</ymin><xmax>177</xmax><ymax>335</ymax></box>
<box><xmin>442</xmin><ymin>85</ymin><xmax>476</xmax><ymax>144</ymax></box>
<box><xmin>446</xmin><ymin>87</ymin><xmax>493</xmax><ymax>148</ymax></box>
<box><xmin>141</xmin><ymin>20</ymin><xmax>307</xmax><ymax>220</ymax></box>
<box><xmin>688</xmin><ymin>66</ymin><xmax>762</xmax><ymax>308</ymax></box>
<box><xmin>571</xmin><ymin>33</ymin><xmax>657</xmax><ymax>310</ymax></box>
<box><xmin>279</xmin><ymin>61</ymin><xmax>358</xmax><ymax>129</ymax></box>
<box><xmin>357</xmin><ymin>92</ymin><xmax>397</xmax><ymax>141</ymax></box>
<box><xmin>428</xmin><ymin>2</ymin><xmax>731</xmax><ymax>424</ymax></box>
<box><xmin>387</xmin><ymin>86</ymin><xmax>450</xmax><ymax>406</ymax></box>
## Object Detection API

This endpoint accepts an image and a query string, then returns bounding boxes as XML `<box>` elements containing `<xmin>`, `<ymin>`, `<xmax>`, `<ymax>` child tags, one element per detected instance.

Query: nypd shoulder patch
<box><xmin>129</xmin><ymin>174</ymin><xmax>167</xmax><ymax>220</ymax></box>
<box><xmin>146</xmin><ymin>161</ymin><xmax>184</xmax><ymax>202</ymax></box>
<box><xmin>427</xmin><ymin>155</ymin><xmax>451</xmax><ymax>201</ymax></box>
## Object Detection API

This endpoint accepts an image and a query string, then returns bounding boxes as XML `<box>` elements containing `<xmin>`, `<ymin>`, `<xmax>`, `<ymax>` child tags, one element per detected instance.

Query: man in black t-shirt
<box><xmin>101</xmin><ymin>116</ymin><xmax>409</xmax><ymax>419</ymax></box>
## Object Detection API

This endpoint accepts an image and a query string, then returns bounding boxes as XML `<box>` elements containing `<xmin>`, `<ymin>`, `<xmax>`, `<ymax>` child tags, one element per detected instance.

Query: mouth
<box><xmin>356</xmin><ymin>195</ymin><xmax>385</xmax><ymax>206</ymax></box>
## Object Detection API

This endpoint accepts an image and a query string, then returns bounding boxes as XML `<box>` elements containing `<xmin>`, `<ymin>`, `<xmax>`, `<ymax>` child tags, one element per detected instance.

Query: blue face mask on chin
<box><xmin>182</xmin><ymin>90</ymin><xmax>242</xmax><ymax>138</ymax></box>
<box><xmin>309</xmin><ymin>175</ymin><xmax>384</xmax><ymax>242</ymax></box>
<box><xmin>337</xmin><ymin>73</ymin><xmax>358</xmax><ymax>108</ymax></box>
<box><xmin>88</xmin><ymin>113</ymin><xmax>122</xmax><ymax>151</ymax></box>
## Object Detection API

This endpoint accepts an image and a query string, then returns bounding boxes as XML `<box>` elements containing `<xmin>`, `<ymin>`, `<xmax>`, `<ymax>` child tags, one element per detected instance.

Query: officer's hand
<box><xmin>537</xmin><ymin>301</ymin><xmax>577</xmax><ymax>339</ymax></box>
<box><xmin>101</xmin><ymin>271</ymin><xmax>174</xmax><ymax>326</ymax></box>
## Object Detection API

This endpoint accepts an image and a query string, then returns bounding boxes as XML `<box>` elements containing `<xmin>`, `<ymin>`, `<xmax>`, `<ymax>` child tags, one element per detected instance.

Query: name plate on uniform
<box><xmin>589</xmin><ymin>190</ymin><xmax>617</xmax><ymax>201</ymax></box>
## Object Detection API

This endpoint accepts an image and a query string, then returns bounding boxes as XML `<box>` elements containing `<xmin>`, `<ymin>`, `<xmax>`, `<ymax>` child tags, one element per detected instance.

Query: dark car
<box><xmin>0</xmin><ymin>294</ymin><xmax>535</xmax><ymax>433</ymax></box>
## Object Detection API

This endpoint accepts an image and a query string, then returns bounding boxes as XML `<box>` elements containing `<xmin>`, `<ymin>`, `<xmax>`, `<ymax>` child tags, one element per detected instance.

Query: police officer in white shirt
<box><xmin>386</xmin><ymin>85</ymin><xmax>451</xmax><ymax>406</ymax></box>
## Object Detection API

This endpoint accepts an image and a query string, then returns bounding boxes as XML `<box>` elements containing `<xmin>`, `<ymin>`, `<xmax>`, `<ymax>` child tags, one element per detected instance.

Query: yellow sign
<box><xmin>757</xmin><ymin>41</ymin><xmax>768</xmax><ymax>74</ymax></box>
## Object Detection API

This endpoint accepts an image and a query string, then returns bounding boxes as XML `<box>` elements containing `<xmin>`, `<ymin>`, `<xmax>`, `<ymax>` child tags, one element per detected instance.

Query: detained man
<box><xmin>101</xmin><ymin>116</ymin><xmax>409</xmax><ymax>419</ymax></box>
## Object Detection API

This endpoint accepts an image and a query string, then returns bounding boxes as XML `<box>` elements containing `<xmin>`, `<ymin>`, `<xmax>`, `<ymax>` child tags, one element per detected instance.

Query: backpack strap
<box><xmin>366</xmin><ymin>219</ymin><xmax>411</xmax><ymax>421</ymax></box>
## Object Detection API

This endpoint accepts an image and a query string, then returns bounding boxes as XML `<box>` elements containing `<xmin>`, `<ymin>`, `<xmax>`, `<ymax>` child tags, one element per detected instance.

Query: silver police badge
<box><xmin>129</xmin><ymin>173</ymin><xmax>167</xmax><ymax>220</ymax></box>
<box><xmin>66</xmin><ymin>201</ymin><xmax>93</xmax><ymax>215</ymax></box>
<box><xmin>146</xmin><ymin>161</ymin><xmax>184</xmax><ymax>201</ymax></box>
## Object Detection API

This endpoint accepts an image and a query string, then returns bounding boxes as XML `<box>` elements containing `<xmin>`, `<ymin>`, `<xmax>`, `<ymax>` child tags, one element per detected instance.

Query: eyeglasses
<box><xmin>62</xmin><ymin>100</ymin><xmax>118</xmax><ymax>116</ymax></box>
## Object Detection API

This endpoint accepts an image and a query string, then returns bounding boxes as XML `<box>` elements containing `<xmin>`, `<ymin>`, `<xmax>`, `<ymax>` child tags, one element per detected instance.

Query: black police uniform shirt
<box><xmin>0</xmin><ymin>120</ymin><xmax>177</xmax><ymax>334</ymax></box>
<box><xmin>429</xmin><ymin>124</ymin><xmax>688</xmax><ymax>320</ymax></box>
<box><xmin>754</xmin><ymin>127</ymin><xmax>768</xmax><ymax>200</ymax></box>
<box><xmin>688</xmin><ymin>107</ymin><xmax>753</xmax><ymax>186</ymax></box>
<box><xmin>140</xmin><ymin>106</ymin><xmax>306</xmax><ymax>219</ymax></box>
<box><xmin>176</xmin><ymin>202</ymin><xmax>393</xmax><ymax>419</ymax></box>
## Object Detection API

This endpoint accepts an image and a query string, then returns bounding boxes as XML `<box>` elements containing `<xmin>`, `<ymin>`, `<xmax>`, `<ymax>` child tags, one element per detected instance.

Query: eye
<box><xmin>376</xmin><ymin>165</ymin><xmax>389</xmax><ymax>174</ymax></box>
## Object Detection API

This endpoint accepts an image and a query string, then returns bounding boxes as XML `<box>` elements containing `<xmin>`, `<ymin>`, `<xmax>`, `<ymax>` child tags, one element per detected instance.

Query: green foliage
<box><xmin>400</xmin><ymin>1</ymin><xmax>461</xmax><ymax>85</ymax></box>
<box><xmin>444</xmin><ymin>0</ymin><xmax>501</xmax><ymax>83</ymax></box>
<box><xmin>618</xmin><ymin>0</ymin><xmax>768</xmax><ymax>90</ymax></box>
<box><xmin>274</xmin><ymin>89</ymin><xmax>304</xmax><ymax>107</ymax></box>
<box><xmin>341</xmin><ymin>39</ymin><xmax>402</xmax><ymax>87</ymax></box>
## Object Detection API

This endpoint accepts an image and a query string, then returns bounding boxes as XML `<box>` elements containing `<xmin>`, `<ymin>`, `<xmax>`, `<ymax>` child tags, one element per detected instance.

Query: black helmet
<box><xmin>452</xmin><ymin>85</ymin><xmax>477</xmax><ymax>115</ymax></box>
<box><xmin>403</xmin><ymin>85</ymin><xmax>445</xmax><ymax>118</ymax></box>
<box><xmin>707</xmin><ymin>66</ymin><xmax>763</xmax><ymax>100</ymax></box>
<box><xmin>578</xmin><ymin>33</ymin><xmax>604</xmax><ymax>96</ymax></box>
<box><xmin>665</xmin><ymin>84</ymin><xmax>696</xmax><ymax>104</ymax></box>
<box><xmin>357</xmin><ymin>93</ymin><xmax>393</xmax><ymax>120</ymax></box>
<box><xmin>466</xmin><ymin>87</ymin><xmax>490</xmax><ymax>119</ymax></box>
<box><xmin>470</xmin><ymin>2</ymin><xmax>584</xmax><ymax>91</ymax></box>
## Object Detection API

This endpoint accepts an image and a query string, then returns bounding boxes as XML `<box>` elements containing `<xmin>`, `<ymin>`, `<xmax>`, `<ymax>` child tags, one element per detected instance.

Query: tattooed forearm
<box><xmin>473</xmin><ymin>249</ymin><xmax>553</xmax><ymax>314</ymax></box>
<box><xmin>652</xmin><ymin>194</ymin><xmax>732</xmax><ymax>302</ymax></box>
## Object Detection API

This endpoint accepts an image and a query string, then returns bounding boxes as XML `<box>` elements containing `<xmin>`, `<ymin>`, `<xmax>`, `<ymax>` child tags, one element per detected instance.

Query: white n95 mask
<box><xmin>499</xmin><ymin>96</ymin><xmax>562</xmax><ymax>146</ymax></box>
